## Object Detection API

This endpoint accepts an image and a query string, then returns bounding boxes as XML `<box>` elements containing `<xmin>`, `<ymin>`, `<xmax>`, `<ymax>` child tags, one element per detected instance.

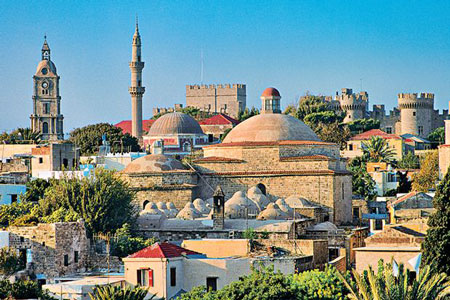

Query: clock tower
<box><xmin>30</xmin><ymin>37</ymin><xmax>64</xmax><ymax>140</ymax></box>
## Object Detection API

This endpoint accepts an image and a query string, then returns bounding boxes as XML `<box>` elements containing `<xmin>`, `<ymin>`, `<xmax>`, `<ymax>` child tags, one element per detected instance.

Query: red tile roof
<box><xmin>261</xmin><ymin>87</ymin><xmax>280</xmax><ymax>97</ymax></box>
<box><xmin>127</xmin><ymin>242</ymin><xmax>202</xmax><ymax>259</ymax></box>
<box><xmin>350</xmin><ymin>129</ymin><xmax>402</xmax><ymax>141</ymax></box>
<box><xmin>114</xmin><ymin>120</ymin><xmax>155</xmax><ymax>135</ymax></box>
<box><xmin>198</xmin><ymin>114</ymin><xmax>239</xmax><ymax>126</ymax></box>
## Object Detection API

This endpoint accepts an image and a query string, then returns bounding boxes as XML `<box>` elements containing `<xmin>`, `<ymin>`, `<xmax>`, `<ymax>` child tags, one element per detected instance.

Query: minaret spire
<box><xmin>129</xmin><ymin>19</ymin><xmax>145</xmax><ymax>142</ymax></box>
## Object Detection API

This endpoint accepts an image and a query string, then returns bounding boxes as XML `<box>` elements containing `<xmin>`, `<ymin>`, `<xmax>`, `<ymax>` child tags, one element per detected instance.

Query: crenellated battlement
<box><xmin>187</xmin><ymin>83</ymin><xmax>246</xmax><ymax>90</ymax></box>
<box><xmin>398</xmin><ymin>93</ymin><xmax>434</xmax><ymax>101</ymax></box>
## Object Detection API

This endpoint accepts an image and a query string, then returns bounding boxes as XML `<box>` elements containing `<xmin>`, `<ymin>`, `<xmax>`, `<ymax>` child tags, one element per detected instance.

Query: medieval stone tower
<box><xmin>398</xmin><ymin>93</ymin><xmax>434</xmax><ymax>137</ymax></box>
<box><xmin>30</xmin><ymin>37</ymin><xmax>64</xmax><ymax>141</ymax></box>
<box><xmin>336</xmin><ymin>88</ymin><xmax>368</xmax><ymax>123</ymax></box>
<box><xmin>129</xmin><ymin>20</ymin><xmax>145</xmax><ymax>141</ymax></box>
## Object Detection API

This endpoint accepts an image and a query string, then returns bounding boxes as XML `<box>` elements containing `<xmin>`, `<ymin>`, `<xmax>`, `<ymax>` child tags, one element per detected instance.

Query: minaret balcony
<box><xmin>129</xmin><ymin>61</ymin><xmax>145</xmax><ymax>69</ymax></box>
<box><xmin>129</xmin><ymin>86</ymin><xmax>146</xmax><ymax>95</ymax></box>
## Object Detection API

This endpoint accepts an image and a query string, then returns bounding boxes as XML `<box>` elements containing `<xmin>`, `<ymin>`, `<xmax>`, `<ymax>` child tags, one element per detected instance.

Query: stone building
<box><xmin>198</xmin><ymin>113</ymin><xmax>239</xmax><ymax>142</ymax></box>
<box><xmin>30</xmin><ymin>37</ymin><xmax>64</xmax><ymax>140</ymax></box>
<box><xmin>0</xmin><ymin>222</ymin><xmax>89</xmax><ymax>280</ymax></box>
<box><xmin>186</xmin><ymin>84</ymin><xmax>246</xmax><ymax>119</ymax></box>
<box><xmin>31</xmin><ymin>143</ymin><xmax>79</xmax><ymax>178</ymax></box>
<box><xmin>439</xmin><ymin>119</ymin><xmax>450</xmax><ymax>178</ymax></box>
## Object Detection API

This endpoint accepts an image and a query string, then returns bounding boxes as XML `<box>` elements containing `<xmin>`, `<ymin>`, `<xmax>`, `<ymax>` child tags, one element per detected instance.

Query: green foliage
<box><xmin>238</xmin><ymin>107</ymin><xmax>260</xmax><ymax>122</ymax></box>
<box><xmin>89</xmin><ymin>285</ymin><xmax>149</xmax><ymax>300</ymax></box>
<box><xmin>291</xmin><ymin>266</ymin><xmax>350</xmax><ymax>300</ymax></box>
<box><xmin>0</xmin><ymin>201</ymin><xmax>35</xmax><ymax>227</ymax></box>
<box><xmin>411</xmin><ymin>150</ymin><xmax>438</xmax><ymax>192</ymax></box>
<box><xmin>22</xmin><ymin>178</ymin><xmax>51</xmax><ymax>202</ymax></box>
<box><xmin>242</xmin><ymin>228</ymin><xmax>258</xmax><ymax>240</ymax></box>
<box><xmin>0</xmin><ymin>280</ymin><xmax>54</xmax><ymax>299</ymax></box>
<box><xmin>362</xmin><ymin>136</ymin><xmax>396</xmax><ymax>163</ymax></box>
<box><xmin>396</xmin><ymin>152</ymin><xmax>420</xmax><ymax>170</ymax></box>
<box><xmin>303</xmin><ymin>111</ymin><xmax>345</xmax><ymax>127</ymax></box>
<box><xmin>0</xmin><ymin>247</ymin><xmax>23</xmax><ymax>276</ymax></box>
<box><xmin>422</xmin><ymin>167</ymin><xmax>450</xmax><ymax>275</ymax></box>
<box><xmin>315</xmin><ymin>122</ymin><xmax>352</xmax><ymax>150</ymax></box>
<box><xmin>283</xmin><ymin>105</ymin><xmax>297</xmax><ymax>116</ymax></box>
<box><xmin>428</xmin><ymin>127</ymin><xmax>445</xmax><ymax>145</ymax></box>
<box><xmin>338</xmin><ymin>260</ymin><xmax>450</xmax><ymax>300</ymax></box>
<box><xmin>348</xmin><ymin>158</ymin><xmax>377</xmax><ymax>200</ymax></box>
<box><xmin>346</xmin><ymin>119</ymin><xmax>380</xmax><ymax>134</ymax></box>
<box><xmin>0</xmin><ymin>127</ymin><xmax>41</xmax><ymax>144</ymax></box>
<box><xmin>69</xmin><ymin>123</ymin><xmax>140</xmax><ymax>156</ymax></box>
<box><xmin>34</xmin><ymin>168</ymin><xmax>136</xmax><ymax>235</ymax></box>
<box><xmin>111</xmin><ymin>223</ymin><xmax>157</xmax><ymax>258</ymax></box>
<box><xmin>296</xmin><ymin>95</ymin><xmax>329</xmax><ymax>121</ymax></box>
<box><xmin>220</xmin><ymin>128</ymin><xmax>232</xmax><ymax>142</ymax></box>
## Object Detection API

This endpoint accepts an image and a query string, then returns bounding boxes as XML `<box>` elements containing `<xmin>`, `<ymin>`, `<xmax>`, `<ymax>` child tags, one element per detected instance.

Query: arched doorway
<box><xmin>256</xmin><ymin>183</ymin><xmax>267</xmax><ymax>195</ymax></box>
<box><xmin>42</xmin><ymin>122</ymin><xmax>49</xmax><ymax>134</ymax></box>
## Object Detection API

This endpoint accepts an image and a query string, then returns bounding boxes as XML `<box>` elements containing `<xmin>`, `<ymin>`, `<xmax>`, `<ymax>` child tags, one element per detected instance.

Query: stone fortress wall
<box><xmin>186</xmin><ymin>84</ymin><xmax>246</xmax><ymax>119</ymax></box>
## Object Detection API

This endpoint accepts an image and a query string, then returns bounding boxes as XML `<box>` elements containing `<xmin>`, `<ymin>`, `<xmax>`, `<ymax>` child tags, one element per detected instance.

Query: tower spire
<box><xmin>42</xmin><ymin>35</ymin><xmax>50</xmax><ymax>60</ymax></box>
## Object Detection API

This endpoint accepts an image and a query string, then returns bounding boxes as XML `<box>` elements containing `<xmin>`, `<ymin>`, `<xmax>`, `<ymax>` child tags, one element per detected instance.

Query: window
<box><xmin>418</xmin><ymin>126</ymin><xmax>423</xmax><ymax>135</ymax></box>
<box><xmin>413</xmin><ymin>112</ymin><xmax>416</xmax><ymax>116</ymax></box>
<box><xmin>64</xmin><ymin>254</ymin><xmax>69</xmax><ymax>266</ymax></box>
<box><xmin>353</xmin><ymin>207</ymin><xmax>360</xmax><ymax>219</ymax></box>
<box><xmin>138</xmin><ymin>80</ymin><xmax>141</xmax><ymax>87</ymax></box>
<box><xmin>386</xmin><ymin>127</ymin><xmax>392</xmax><ymax>134</ymax></box>
<box><xmin>208</xmin><ymin>134</ymin><xmax>214</xmax><ymax>143</ymax></box>
<box><xmin>10</xmin><ymin>194</ymin><xmax>18</xmax><ymax>203</ymax></box>
<box><xmin>387</xmin><ymin>173</ymin><xmax>396</xmax><ymax>182</ymax></box>
<box><xmin>42</xmin><ymin>122</ymin><xmax>49</xmax><ymax>134</ymax></box>
<box><xmin>137</xmin><ymin>269</ymin><xmax>153</xmax><ymax>287</ymax></box>
<box><xmin>265</xmin><ymin>100</ymin><xmax>271</xmax><ymax>111</ymax></box>
<box><xmin>206</xmin><ymin>277</ymin><xmax>218</xmax><ymax>291</ymax></box>
<box><xmin>374</xmin><ymin>219</ymin><xmax>383</xmax><ymax>231</ymax></box>
<box><xmin>39</xmin><ymin>157</ymin><xmax>43</xmax><ymax>164</ymax></box>
<box><xmin>138</xmin><ymin>55</ymin><xmax>141</xmax><ymax>62</ymax></box>
<box><xmin>62</xmin><ymin>158</ymin><xmax>69</xmax><ymax>168</ymax></box>
<box><xmin>348</xmin><ymin>144</ymin><xmax>353</xmax><ymax>151</ymax></box>
<box><xmin>20</xmin><ymin>237</ymin><xmax>24</xmax><ymax>243</ymax></box>
<box><xmin>183</xmin><ymin>142</ymin><xmax>191</xmax><ymax>152</ymax></box>
<box><xmin>170</xmin><ymin>267</ymin><xmax>176</xmax><ymax>287</ymax></box>
<box><xmin>74</xmin><ymin>251</ymin><xmax>79</xmax><ymax>263</ymax></box>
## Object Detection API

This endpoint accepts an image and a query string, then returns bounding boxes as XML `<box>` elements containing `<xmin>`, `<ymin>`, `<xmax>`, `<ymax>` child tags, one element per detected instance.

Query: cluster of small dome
<box><xmin>139</xmin><ymin>186</ymin><xmax>318</xmax><ymax>221</ymax></box>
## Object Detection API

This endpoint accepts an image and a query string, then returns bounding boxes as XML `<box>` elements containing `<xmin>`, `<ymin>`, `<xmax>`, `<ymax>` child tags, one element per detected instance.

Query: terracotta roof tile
<box><xmin>350</xmin><ymin>129</ymin><xmax>401</xmax><ymax>141</ymax></box>
<box><xmin>127</xmin><ymin>242</ymin><xmax>201</xmax><ymax>258</ymax></box>
<box><xmin>199</xmin><ymin>114</ymin><xmax>239</xmax><ymax>125</ymax></box>
<box><xmin>114</xmin><ymin>120</ymin><xmax>155</xmax><ymax>135</ymax></box>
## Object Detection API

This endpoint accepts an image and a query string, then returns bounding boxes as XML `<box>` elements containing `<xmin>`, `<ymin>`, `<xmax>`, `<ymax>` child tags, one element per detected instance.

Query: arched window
<box><xmin>183</xmin><ymin>142</ymin><xmax>191</xmax><ymax>152</ymax></box>
<box><xmin>143</xmin><ymin>200</ymin><xmax>150</xmax><ymax>210</ymax></box>
<box><xmin>42</xmin><ymin>122</ymin><xmax>49</xmax><ymax>134</ymax></box>
<box><xmin>256</xmin><ymin>183</ymin><xmax>267</xmax><ymax>195</ymax></box>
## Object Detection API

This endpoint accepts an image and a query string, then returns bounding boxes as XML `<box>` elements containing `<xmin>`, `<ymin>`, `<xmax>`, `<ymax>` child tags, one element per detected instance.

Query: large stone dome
<box><xmin>123</xmin><ymin>154</ymin><xmax>186</xmax><ymax>173</ymax></box>
<box><xmin>222</xmin><ymin>113</ymin><xmax>320</xmax><ymax>144</ymax></box>
<box><xmin>148</xmin><ymin>112</ymin><xmax>204</xmax><ymax>136</ymax></box>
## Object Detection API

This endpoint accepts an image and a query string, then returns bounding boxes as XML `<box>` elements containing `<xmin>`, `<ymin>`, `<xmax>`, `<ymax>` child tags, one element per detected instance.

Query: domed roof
<box><xmin>193</xmin><ymin>198</ymin><xmax>210</xmax><ymax>215</ymax></box>
<box><xmin>35</xmin><ymin>59</ymin><xmax>57</xmax><ymax>76</ymax></box>
<box><xmin>247</xmin><ymin>187</ymin><xmax>271</xmax><ymax>210</ymax></box>
<box><xmin>176</xmin><ymin>202</ymin><xmax>202</xmax><ymax>220</ymax></box>
<box><xmin>222</xmin><ymin>114</ymin><xmax>321</xmax><ymax>144</ymax></box>
<box><xmin>123</xmin><ymin>154</ymin><xmax>186</xmax><ymax>173</ymax></box>
<box><xmin>257</xmin><ymin>203</ymin><xmax>287</xmax><ymax>220</ymax></box>
<box><xmin>226</xmin><ymin>191</ymin><xmax>260</xmax><ymax>213</ymax></box>
<box><xmin>285</xmin><ymin>195</ymin><xmax>317</xmax><ymax>208</ymax></box>
<box><xmin>148</xmin><ymin>112</ymin><xmax>204</xmax><ymax>136</ymax></box>
<box><xmin>261</xmin><ymin>87</ymin><xmax>280</xmax><ymax>97</ymax></box>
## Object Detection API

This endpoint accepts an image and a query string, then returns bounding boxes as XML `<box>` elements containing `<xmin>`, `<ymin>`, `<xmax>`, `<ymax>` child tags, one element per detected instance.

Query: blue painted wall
<box><xmin>0</xmin><ymin>184</ymin><xmax>27</xmax><ymax>205</ymax></box>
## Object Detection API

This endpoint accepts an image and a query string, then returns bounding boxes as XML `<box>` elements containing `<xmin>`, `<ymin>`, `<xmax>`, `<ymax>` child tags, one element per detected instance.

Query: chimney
<box><xmin>212</xmin><ymin>186</ymin><xmax>225</xmax><ymax>230</ymax></box>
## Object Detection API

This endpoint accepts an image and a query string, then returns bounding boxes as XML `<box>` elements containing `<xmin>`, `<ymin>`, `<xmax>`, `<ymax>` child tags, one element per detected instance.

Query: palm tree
<box><xmin>89</xmin><ymin>285</ymin><xmax>152</xmax><ymax>300</ymax></box>
<box><xmin>362</xmin><ymin>136</ymin><xmax>396</xmax><ymax>163</ymax></box>
<box><xmin>13</xmin><ymin>128</ymin><xmax>41</xmax><ymax>144</ymax></box>
<box><xmin>337</xmin><ymin>260</ymin><xmax>450</xmax><ymax>300</ymax></box>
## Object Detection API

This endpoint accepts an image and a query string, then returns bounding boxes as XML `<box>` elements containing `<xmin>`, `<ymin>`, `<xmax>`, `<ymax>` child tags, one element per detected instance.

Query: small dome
<box><xmin>275</xmin><ymin>199</ymin><xmax>292</xmax><ymax>214</ymax></box>
<box><xmin>141</xmin><ymin>202</ymin><xmax>164</xmax><ymax>215</ymax></box>
<box><xmin>165</xmin><ymin>202</ymin><xmax>179</xmax><ymax>218</ymax></box>
<box><xmin>261</xmin><ymin>87</ymin><xmax>280</xmax><ymax>97</ymax></box>
<box><xmin>123</xmin><ymin>154</ymin><xmax>186</xmax><ymax>173</ymax></box>
<box><xmin>309</xmin><ymin>221</ymin><xmax>338</xmax><ymax>231</ymax></box>
<box><xmin>222</xmin><ymin>114</ymin><xmax>320</xmax><ymax>144</ymax></box>
<box><xmin>226</xmin><ymin>191</ymin><xmax>260</xmax><ymax>214</ymax></box>
<box><xmin>247</xmin><ymin>187</ymin><xmax>271</xmax><ymax>209</ymax></box>
<box><xmin>35</xmin><ymin>59</ymin><xmax>57</xmax><ymax>75</ymax></box>
<box><xmin>193</xmin><ymin>198</ymin><xmax>210</xmax><ymax>215</ymax></box>
<box><xmin>148</xmin><ymin>112</ymin><xmax>204</xmax><ymax>136</ymax></box>
<box><xmin>156</xmin><ymin>202</ymin><xmax>170</xmax><ymax>215</ymax></box>
<box><xmin>285</xmin><ymin>195</ymin><xmax>317</xmax><ymax>208</ymax></box>
<box><xmin>176</xmin><ymin>202</ymin><xmax>202</xmax><ymax>220</ymax></box>
<box><xmin>225</xmin><ymin>202</ymin><xmax>245</xmax><ymax>219</ymax></box>
<box><xmin>257</xmin><ymin>203</ymin><xmax>287</xmax><ymax>220</ymax></box>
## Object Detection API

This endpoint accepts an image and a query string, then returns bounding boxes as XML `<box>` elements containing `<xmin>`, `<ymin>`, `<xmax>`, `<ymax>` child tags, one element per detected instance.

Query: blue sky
<box><xmin>1</xmin><ymin>0</ymin><xmax>450</xmax><ymax>133</ymax></box>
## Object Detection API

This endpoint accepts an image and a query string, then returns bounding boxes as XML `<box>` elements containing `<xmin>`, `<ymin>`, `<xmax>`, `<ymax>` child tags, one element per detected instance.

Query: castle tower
<box><xmin>260</xmin><ymin>87</ymin><xmax>281</xmax><ymax>114</ymax></box>
<box><xmin>337</xmin><ymin>88</ymin><xmax>368</xmax><ymax>123</ymax></box>
<box><xmin>128</xmin><ymin>19</ymin><xmax>145</xmax><ymax>140</ymax></box>
<box><xmin>398</xmin><ymin>93</ymin><xmax>434</xmax><ymax>137</ymax></box>
<box><xmin>30</xmin><ymin>37</ymin><xmax>64</xmax><ymax>141</ymax></box>
<box><xmin>212</xmin><ymin>185</ymin><xmax>225</xmax><ymax>230</ymax></box>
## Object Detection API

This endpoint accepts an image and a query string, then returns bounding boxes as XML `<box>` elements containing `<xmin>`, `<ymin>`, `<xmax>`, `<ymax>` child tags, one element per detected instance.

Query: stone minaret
<box><xmin>128</xmin><ymin>19</ymin><xmax>145</xmax><ymax>140</ymax></box>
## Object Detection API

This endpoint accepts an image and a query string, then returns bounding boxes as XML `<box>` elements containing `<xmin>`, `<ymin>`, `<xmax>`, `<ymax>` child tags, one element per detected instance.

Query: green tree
<box><xmin>291</xmin><ymin>266</ymin><xmax>350</xmax><ymax>300</ymax></box>
<box><xmin>69</xmin><ymin>123</ymin><xmax>140</xmax><ymax>156</ymax></box>
<box><xmin>36</xmin><ymin>168</ymin><xmax>136</xmax><ymax>235</ymax></box>
<box><xmin>22</xmin><ymin>178</ymin><xmax>51</xmax><ymax>202</ymax></box>
<box><xmin>362</xmin><ymin>136</ymin><xmax>396</xmax><ymax>163</ymax></box>
<box><xmin>0</xmin><ymin>128</ymin><xmax>41</xmax><ymax>144</ymax></box>
<box><xmin>338</xmin><ymin>260</ymin><xmax>450</xmax><ymax>300</ymax></box>
<box><xmin>283</xmin><ymin>104</ymin><xmax>297</xmax><ymax>116</ymax></box>
<box><xmin>111</xmin><ymin>223</ymin><xmax>157</xmax><ymax>258</ymax></box>
<box><xmin>220</xmin><ymin>128</ymin><xmax>232</xmax><ymax>142</ymax></box>
<box><xmin>296</xmin><ymin>95</ymin><xmax>328</xmax><ymax>120</ymax></box>
<box><xmin>0</xmin><ymin>280</ymin><xmax>54</xmax><ymax>300</ymax></box>
<box><xmin>396</xmin><ymin>152</ymin><xmax>420</xmax><ymax>170</ymax></box>
<box><xmin>428</xmin><ymin>127</ymin><xmax>445</xmax><ymax>146</ymax></box>
<box><xmin>238</xmin><ymin>107</ymin><xmax>260</xmax><ymax>122</ymax></box>
<box><xmin>0</xmin><ymin>247</ymin><xmax>23</xmax><ymax>276</ymax></box>
<box><xmin>348</xmin><ymin>158</ymin><xmax>377</xmax><ymax>200</ymax></box>
<box><xmin>315</xmin><ymin>122</ymin><xmax>352</xmax><ymax>150</ymax></box>
<box><xmin>411</xmin><ymin>150</ymin><xmax>438</xmax><ymax>192</ymax></box>
<box><xmin>346</xmin><ymin>119</ymin><xmax>380</xmax><ymax>134</ymax></box>
<box><xmin>89</xmin><ymin>285</ymin><xmax>149</xmax><ymax>300</ymax></box>
<box><xmin>422</xmin><ymin>167</ymin><xmax>450</xmax><ymax>275</ymax></box>
<box><xmin>0</xmin><ymin>201</ymin><xmax>35</xmax><ymax>227</ymax></box>
<box><xmin>303</xmin><ymin>111</ymin><xmax>344</xmax><ymax>128</ymax></box>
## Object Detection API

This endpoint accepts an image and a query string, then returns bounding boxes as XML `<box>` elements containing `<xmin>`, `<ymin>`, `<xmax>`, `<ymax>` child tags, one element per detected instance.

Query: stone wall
<box><xmin>329</xmin><ymin>255</ymin><xmax>346</xmax><ymax>272</ymax></box>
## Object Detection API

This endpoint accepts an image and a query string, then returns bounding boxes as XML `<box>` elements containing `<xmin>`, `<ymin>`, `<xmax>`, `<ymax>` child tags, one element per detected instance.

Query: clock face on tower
<box><xmin>42</xmin><ymin>82</ymin><xmax>49</xmax><ymax>89</ymax></box>
<box><xmin>41</xmin><ymin>68</ymin><xmax>48</xmax><ymax>75</ymax></box>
